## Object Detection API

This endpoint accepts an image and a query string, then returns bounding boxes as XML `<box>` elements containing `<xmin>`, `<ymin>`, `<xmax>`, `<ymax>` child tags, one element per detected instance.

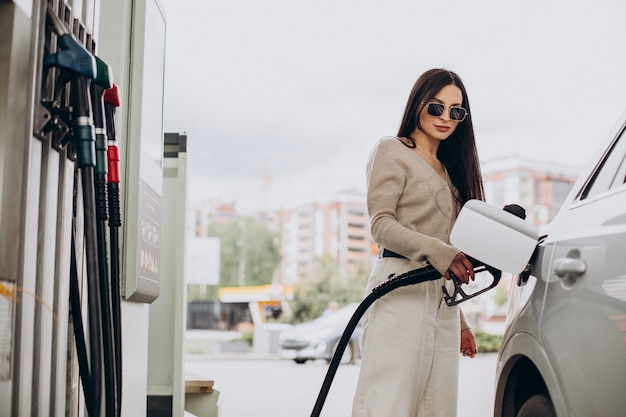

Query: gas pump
<box><xmin>42</xmin><ymin>6</ymin><xmax>128</xmax><ymax>417</ymax></box>
<box><xmin>1</xmin><ymin>1</ymin><xmax>194</xmax><ymax>416</ymax></box>
<box><xmin>43</xmin><ymin>6</ymin><xmax>105</xmax><ymax>416</ymax></box>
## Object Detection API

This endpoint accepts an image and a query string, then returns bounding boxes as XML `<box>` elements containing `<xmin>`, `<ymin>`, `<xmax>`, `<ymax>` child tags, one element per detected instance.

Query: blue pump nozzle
<box><xmin>43</xmin><ymin>5</ymin><xmax>96</xmax><ymax>79</ymax></box>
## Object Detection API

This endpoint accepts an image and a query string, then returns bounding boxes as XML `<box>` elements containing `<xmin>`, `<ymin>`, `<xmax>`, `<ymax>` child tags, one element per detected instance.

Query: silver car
<box><xmin>495</xmin><ymin>114</ymin><xmax>626</xmax><ymax>416</ymax></box>
<box><xmin>278</xmin><ymin>302</ymin><xmax>361</xmax><ymax>364</ymax></box>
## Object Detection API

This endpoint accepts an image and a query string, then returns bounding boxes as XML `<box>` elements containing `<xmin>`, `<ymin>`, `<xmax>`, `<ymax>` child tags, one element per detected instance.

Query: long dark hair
<box><xmin>397</xmin><ymin>68</ymin><xmax>484</xmax><ymax>205</ymax></box>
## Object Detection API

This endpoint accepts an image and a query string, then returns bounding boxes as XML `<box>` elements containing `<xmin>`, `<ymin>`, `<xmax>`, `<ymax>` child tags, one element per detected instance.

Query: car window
<box><xmin>579</xmin><ymin>125</ymin><xmax>626</xmax><ymax>200</ymax></box>
<box><xmin>611</xmin><ymin>139</ymin><xmax>626</xmax><ymax>190</ymax></box>
<box><xmin>315</xmin><ymin>304</ymin><xmax>357</xmax><ymax>324</ymax></box>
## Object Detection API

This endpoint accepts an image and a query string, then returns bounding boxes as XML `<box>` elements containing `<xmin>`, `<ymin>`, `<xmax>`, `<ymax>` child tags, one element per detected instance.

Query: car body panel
<box><xmin>496</xmin><ymin>113</ymin><xmax>626</xmax><ymax>416</ymax></box>
<box><xmin>495</xmin><ymin>332</ymin><xmax>567</xmax><ymax>417</ymax></box>
<box><xmin>537</xmin><ymin>188</ymin><xmax>626</xmax><ymax>416</ymax></box>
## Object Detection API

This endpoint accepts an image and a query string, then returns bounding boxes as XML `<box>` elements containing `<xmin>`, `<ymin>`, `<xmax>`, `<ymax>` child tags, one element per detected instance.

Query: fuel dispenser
<box><xmin>0</xmin><ymin>0</ymin><xmax>181</xmax><ymax>416</ymax></box>
<box><xmin>147</xmin><ymin>132</ymin><xmax>190</xmax><ymax>416</ymax></box>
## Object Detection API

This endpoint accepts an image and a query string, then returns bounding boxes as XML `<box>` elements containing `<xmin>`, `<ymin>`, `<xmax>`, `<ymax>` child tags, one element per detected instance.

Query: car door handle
<box><xmin>553</xmin><ymin>257</ymin><xmax>587</xmax><ymax>281</ymax></box>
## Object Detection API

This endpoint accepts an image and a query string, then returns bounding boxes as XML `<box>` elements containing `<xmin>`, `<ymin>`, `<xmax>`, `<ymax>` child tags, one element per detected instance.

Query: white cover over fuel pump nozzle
<box><xmin>440</xmin><ymin>200</ymin><xmax>539</xmax><ymax>306</ymax></box>
<box><xmin>450</xmin><ymin>199</ymin><xmax>539</xmax><ymax>275</ymax></box>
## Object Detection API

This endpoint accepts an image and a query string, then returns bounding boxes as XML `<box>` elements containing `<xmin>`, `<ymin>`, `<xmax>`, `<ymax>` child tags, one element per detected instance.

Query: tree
<box><xmin>493</xmin><ymin>280</ymin><xmax>509</xmax><ymax>307</ymax></box>
<box><xmin>207</xmin><ymin>216</ymin><xmax>282</xmax><ymax>288</ymax></box>
<box><xmin>287</xmin><ymin>254</ymin><xmax>369</xmax><ymax>324</ymax></box>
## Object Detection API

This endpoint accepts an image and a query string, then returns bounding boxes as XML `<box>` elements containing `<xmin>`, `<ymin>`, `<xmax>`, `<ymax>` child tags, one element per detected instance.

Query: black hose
<box><xmin>69</xmin><ymin>236</ymin><xmax>92</xmax><ymax>412</ymax></box>
<box><xmin>108</xmin><ymin>180</ymin><xmax>123</xmax><ymax>415</ymax></box>
<box><xmin>95</xmin><ymin>171</ymin><xmax>117</xmax><ymax>417</ymax></box>
<box><xmin>309</xmin><ymin>260</ymin><xmax>498</xmax><ymax>417</ymax></box>
<box><xmin>105</xmin><ymin>86</ymin><xmax>123</xmax><ymax>415</ymax></box>
<box><xmin>109</xmin><ymin>226</ymin><xmax>123</xmax><ymax>415</ymax></box>
<box><xmin>80</xmin><ymin>167</ymin><xmax>103</xmax><ymax>416</ymax></box>
<box><xmin>310</xmin><ymin>264</ymin><xmax>443</xmax><ymax>417</ymax></box>
<box><xmin>93</xmin><ymin>72</ymin><xmax>122</xmax><ymax>417</ymax></box>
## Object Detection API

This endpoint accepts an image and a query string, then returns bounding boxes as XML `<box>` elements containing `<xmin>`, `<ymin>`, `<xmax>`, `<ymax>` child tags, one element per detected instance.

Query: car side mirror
<box><xmin>450</xmin><ymin>200</ymin><xmax>539</xmax><ymax>274</ymax></box>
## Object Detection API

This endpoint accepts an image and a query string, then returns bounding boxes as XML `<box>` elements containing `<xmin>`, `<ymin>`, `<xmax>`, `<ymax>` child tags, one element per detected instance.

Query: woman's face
<box><xmin>417</xmin><ymin>84</ymin><xmax>464</xmax><ymax>142</ymax></box>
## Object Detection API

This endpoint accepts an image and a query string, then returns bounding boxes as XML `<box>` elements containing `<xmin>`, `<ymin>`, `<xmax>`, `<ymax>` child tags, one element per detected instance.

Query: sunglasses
<box><xmin>422</xmin><ymin>102</ymin><xmax>468</xmax><ymax>122</ymax></box>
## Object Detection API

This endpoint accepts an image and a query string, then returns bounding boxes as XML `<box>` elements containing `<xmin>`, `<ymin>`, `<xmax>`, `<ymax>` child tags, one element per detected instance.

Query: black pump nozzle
<box><xmin>442</xmin><ymin>203</ymin><xmax>529</xmax><ymax>306</ymax></box>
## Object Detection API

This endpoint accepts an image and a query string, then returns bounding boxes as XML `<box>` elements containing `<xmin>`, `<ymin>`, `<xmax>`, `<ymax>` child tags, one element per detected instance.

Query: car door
<box><xmin>537</xmin><ymin>123</ymin><xmax>626</xmax><ymax>416</ymax></box>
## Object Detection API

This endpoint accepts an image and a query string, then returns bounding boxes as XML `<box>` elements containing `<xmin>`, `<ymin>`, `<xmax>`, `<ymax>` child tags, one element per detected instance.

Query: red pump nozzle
<box><xmin>104</xmin><ymin>83</ymin><xmax>121</xmax><ymax>185</ymax></box>
<box><xmin>104</xmin><ymin>83</ymin><xmax>121</xmax><ymax>107</ymax></box>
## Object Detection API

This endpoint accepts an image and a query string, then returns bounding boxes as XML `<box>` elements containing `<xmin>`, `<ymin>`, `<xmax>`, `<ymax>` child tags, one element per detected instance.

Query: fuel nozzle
<box><xmin>103</xmin><ymin>84</ymin><xmax>121</xmax><ymax>185</ymax></box>
<box><xmin>44</xmin><ymin>5</ymin><xmax>96</xmax><ymax>80</ymax></box>
<box><xmin>104</xmin><ymin>83</ymin><xmax>121</xmax><ymax>111</ymax></box>
<box><xmin>104</xmin><ymin>83</ymin><xmax>122</xmax><ymax>228</ymax></box>
<box><xmin>91</xmin><ymin>57</ymin><xmax>113</xmax><ymax>221</ymax></box>
<box><xmin>92</xmin><ymin>56</ymin><xmax>113</xmax><ymax>129</ymax></box>
<box><xmin>104</xmin><ymin>83</ymin><xmax>121</xmax><ymax>145</ymax></box>
<box><xmin>43</xmin><ymin>5</ymin><xmax>96</xmax><ymax>168</ymax></box>
<box><xmin>442</xmin><ymin>202</ymin><xmax>532</xmax><ymax>306</ymax></box>
<box><xmin>39</xmin><ymin>6</ymin><xmax>96</xmax><ymax>147</ymax></box>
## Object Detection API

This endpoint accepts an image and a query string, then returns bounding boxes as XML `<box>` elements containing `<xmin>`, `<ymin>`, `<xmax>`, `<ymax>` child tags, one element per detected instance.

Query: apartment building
<box><xmin>482</xmin><ymin>155</ymin><xmax>581</xmax><ymax>227</ymax></box>
<box><xmin>467</xmin><ymin>155</ymin><xmax>582</xmax><ymax>331</ymax></box>
<box><xmin>188</xmin><ymin>200</ymin><xmax>238</xmax><ymax>237</ymax></box>
<box><xmin>278</xmin><ymin>191</ymin><xmax>372</xmax><ymax>284</ymax></box>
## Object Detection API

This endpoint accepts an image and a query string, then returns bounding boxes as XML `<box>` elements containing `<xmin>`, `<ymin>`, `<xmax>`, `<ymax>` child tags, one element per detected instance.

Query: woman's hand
<box><xmin>460</xmin><ymin>328</ymin><xmax>477</xmax><ymax>358</ymax></box>
<box><xmin>444</xmin><ymin>252</ymin><xmax>475</xmax><ymax>284</ymax></box>
<box><xmin>443</xmin><ymin>252</ymin><xmax>474</xmax><ymax>284</ymax></box>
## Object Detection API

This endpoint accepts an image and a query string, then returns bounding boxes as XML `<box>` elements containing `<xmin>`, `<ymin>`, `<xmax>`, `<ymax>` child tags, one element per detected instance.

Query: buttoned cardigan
<box><xmin>366</xmin><ymin>136</ymin><xmax>461</xmax><ymax>275</ymax></box>
<box><xmin>367</xmin><ymin>135</ymin><xmax>472</xmax><ymax>332</ymax></box>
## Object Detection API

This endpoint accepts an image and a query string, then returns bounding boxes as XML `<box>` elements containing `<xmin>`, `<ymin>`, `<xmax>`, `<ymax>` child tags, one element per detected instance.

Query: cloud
<box><xmin>162</xmin><ymin>0</ymin><xmax>626</xmax><ymax>210</ymax></box>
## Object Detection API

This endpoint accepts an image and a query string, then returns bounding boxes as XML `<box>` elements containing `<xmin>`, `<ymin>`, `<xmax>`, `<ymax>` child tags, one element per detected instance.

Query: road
<box><xmin>185</xmin><ymin>353</ymin><xmax>498</xmax><ymax>417</ymax></box>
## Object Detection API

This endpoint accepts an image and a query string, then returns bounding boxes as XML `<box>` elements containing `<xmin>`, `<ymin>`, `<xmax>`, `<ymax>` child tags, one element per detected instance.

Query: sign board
<box><xmin>187</xmin><ymin>237</ymin><xmax>220</xmax><ymax>285</ymax></box>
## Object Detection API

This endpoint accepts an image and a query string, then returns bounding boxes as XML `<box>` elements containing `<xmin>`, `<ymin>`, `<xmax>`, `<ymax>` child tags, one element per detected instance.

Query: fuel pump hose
<box><xmin>310</xmin><ymin>203</ymin><xmax>525</xmax><ymax>416</ymax></box>
<box><xmin>91</xmin><ymin>56</ymin><xmax>119</xmax><ymax>417</ymax></box>
<box><xmin>104</xmin><ymin>83</ymin><xmax>123</xmax><ymax>415</ymax></box>
<box><xmin>309</xmin><ymin>260</ymin><xmax>495</xmax><ymax>417</ymax></box>
<box><xmin>44</xmin><ymin>6</ymin><xmax>103</xmax><ymax>415</ymax></box>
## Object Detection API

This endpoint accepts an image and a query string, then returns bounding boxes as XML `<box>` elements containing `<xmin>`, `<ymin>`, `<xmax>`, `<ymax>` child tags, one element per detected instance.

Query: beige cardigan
<box><xmin>367</xmin><ymin>136</ymin><xmax>470</xmax><ymax>329</ymax></box>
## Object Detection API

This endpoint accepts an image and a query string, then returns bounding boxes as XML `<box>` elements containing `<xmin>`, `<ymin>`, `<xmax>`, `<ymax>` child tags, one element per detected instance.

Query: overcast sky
<box><xmin>160</xmin><ymin>0</ymin><xmax>626</xmax><ymax>213</ymax></box>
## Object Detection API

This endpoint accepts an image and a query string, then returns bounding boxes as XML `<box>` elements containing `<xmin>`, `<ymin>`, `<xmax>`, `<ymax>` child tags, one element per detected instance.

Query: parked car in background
<box><xmin>495</xmin><ymin>113</ymin><xmax>626</xmax><ymax>417</ymax></box>
<box><xmin>278</xmin><ymin>302</ymin><xmax>361</xmax><ymax>364</ymax></box>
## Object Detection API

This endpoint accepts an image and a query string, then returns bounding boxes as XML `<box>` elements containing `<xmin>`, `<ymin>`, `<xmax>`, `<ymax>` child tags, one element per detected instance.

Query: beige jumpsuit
<box><xmin>352</xmin><ymin>137</ymin><xmax>469</xmax><ymax>417</ymax></box>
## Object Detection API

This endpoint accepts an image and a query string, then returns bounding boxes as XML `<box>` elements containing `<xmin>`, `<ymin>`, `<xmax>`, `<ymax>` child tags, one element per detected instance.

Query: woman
<box><xmin>352</xmin><ymin>68</ymin><xmax>484</xmax><ymax>417</ymax></box>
